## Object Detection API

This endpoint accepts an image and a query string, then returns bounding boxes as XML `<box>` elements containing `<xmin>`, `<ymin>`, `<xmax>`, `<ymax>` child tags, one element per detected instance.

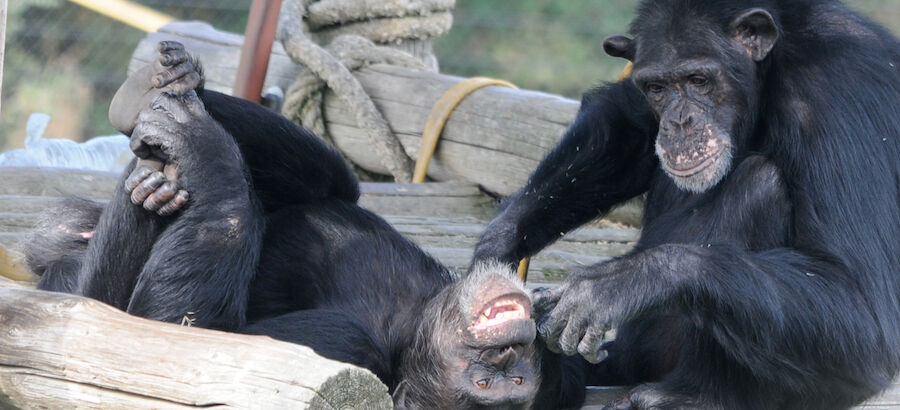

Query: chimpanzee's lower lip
<box><xmin>666</xmin><ymin>149</ymin><xmax>721</xmax><ymax>177</ymax></box>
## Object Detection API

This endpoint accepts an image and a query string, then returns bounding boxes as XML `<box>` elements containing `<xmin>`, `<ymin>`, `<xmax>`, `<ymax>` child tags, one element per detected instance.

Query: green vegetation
<box><xmin>1</xmin><ymin>0</ymin><xmax>897</xmax><ymax>149</ymax></box>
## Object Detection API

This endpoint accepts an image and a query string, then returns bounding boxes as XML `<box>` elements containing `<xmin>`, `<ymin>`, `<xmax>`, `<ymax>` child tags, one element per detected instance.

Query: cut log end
<box><xmin>309</xmin><ymin>368</ymin><xmax>393</xmax><ymax>410</ymax></box>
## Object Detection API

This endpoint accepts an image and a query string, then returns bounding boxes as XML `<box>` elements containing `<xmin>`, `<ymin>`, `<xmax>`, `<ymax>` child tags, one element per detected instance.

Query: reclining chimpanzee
<box><xmin>22</xmin><ymin>42</ymin><xmax>586</xmax><ymax>409</ymax></box>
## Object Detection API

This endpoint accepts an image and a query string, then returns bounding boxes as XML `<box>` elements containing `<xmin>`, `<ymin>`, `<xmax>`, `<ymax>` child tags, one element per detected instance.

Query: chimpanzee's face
<box><xmin>394</xmin><ymin>263</ymin><xmax>539</xmax><ymax>409</ymax></box>
<box><xmin>446</xmin><ymin>268</ymin><xmax>538</xmax><ymax>407</ymax></box>
<box><xmin>632</xmin><ymin>53</ymin><xmax>742</xmax><ymax>193</ymax></box>
<box><xmin>602</xmin><ymin>7</ymin><xmax>779</xmax><ymax>193</ymax></box>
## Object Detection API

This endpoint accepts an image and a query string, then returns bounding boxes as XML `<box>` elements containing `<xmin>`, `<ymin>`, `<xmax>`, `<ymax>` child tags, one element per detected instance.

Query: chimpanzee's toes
<box><xmin>151</xmin><ymin>41</ymin><xmax>202</xmax><ymax>96</ymax></box>
<box><xmin>601</xmin><ymin>395</ymin><xmax>635</xmax><ymax>410</ymax></box>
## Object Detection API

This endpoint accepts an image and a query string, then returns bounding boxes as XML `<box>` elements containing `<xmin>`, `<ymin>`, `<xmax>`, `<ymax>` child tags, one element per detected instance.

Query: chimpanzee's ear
<box><xmin>730</xmin><ymin>8</ymin><xmax>779</xmax><ymax>62</ymax></box>
<box><xmin>603</xmin><ymin>35</ymin><xmax>636</xmax><ymax>61</ymax></box>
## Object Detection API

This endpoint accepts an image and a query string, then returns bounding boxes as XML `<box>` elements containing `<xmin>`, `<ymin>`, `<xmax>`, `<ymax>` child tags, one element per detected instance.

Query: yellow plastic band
<box><xmin>414</xmin><ymin>77</ymin><xmax>518</xmax><ymax>184</ymax></box>
<box><xmin>69</xmin><ymin>0</ymin><xmax>175</xmax><ymax>32</ymax></box>
<box><xmin>616</xmin><ymin>61</ymin><xmax>634</xmax><ymax>82</ymax></box>
<box><xmin>516</xmin><ymin>257</ymin><xmax>530</xmax><ymax>282</ymax></box>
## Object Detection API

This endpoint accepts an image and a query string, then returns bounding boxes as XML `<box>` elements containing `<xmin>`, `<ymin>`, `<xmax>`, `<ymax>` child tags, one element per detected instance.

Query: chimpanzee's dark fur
<box><xmin>24</xmin><ymin>44</ymin><xmax>587</xmax><ymax>409</ymax></box>
<box><xmin>474</xmin><ymin>0</ymin><xmax>900</xmax><ymax>409</ymax></box>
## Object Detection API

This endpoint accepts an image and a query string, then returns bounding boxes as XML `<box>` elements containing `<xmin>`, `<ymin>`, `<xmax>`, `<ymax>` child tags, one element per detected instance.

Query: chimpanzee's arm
<box><xmin>197</xmin><ymin>89</ymin><xmax>360</xmax><ymax>211</ymax></box>
<box><xmin>534</xmin><ymin>245</ymin><xmax>877</xmax><ymax>390</ymax></box>
<box><xmin>473</xmin><ymin>80</ymin><xmax>658</xmax><ymax>267</ymax></box>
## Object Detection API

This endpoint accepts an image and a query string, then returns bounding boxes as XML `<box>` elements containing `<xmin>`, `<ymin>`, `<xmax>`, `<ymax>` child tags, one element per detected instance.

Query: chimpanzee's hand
<box><xmin>123</xmin><ymin>93</ymin><xmax>208</xmax><ymax>216</ymax></box>
<box><xmin>109</xmin><ymin>41</ymin><xmax>203</xmax><ymax>136</ymax></box>
<box><xmin>533</xmin><ymin>271</ymin><xmax>621</xmax><ymax>363</ymax></box>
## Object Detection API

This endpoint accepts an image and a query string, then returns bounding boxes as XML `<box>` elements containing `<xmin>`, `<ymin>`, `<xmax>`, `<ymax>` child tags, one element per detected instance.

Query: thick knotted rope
<box><xmin>278</xmin><ymin>0</ymin><xmax>454</xmax><ymax>183</ymax></box>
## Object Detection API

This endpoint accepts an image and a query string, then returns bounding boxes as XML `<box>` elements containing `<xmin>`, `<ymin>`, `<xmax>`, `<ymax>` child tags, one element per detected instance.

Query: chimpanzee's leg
<box><xmin>119</xmin><ymin>92</ymin><xmax>264</xmax><ymax>330</ymax></box>
<box><xmin>67</xmin><ymin>162</ymin><xmax>170</xmax><ymax>308</ymax></box>
<box><xmin>108</xmin><ymin>41</ymin><xmax>359</xmax><ymax>213</ymax></box>
<box><xmin>242</xmin><ymin>309</ymin><xmax>391</xmax><ymax>384</ymax></box>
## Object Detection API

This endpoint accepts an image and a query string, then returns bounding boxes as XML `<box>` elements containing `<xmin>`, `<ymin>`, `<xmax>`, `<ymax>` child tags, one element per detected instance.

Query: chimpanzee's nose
<box><xmin>481</xmin><ymin>345</ymin><xmax>522</xmax><ymax>370</ymax></box>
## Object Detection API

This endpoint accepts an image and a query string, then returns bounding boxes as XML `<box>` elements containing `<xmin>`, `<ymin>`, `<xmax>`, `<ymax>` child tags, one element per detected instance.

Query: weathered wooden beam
<box><xmin>0</xmin><ymin>285</ymin><xmax>392</xmax><ymax>409</ymax></box>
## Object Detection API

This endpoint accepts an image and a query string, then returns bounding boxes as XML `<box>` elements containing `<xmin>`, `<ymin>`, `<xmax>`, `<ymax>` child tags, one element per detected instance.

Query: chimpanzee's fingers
<box><xmin>578</xmin><ymin>327</ymin><xmax>610</xmax><ymax>363</ymax></box>
<box><xmin>125</xmin><ymin>158</ymin><xmax>164</xmax><ymax>191</ymax></box>
<box><xmin>163</xmin><ymin>162</ymin><xmax>179</xmax><ymax>184</ymax></box>
<box><xmin>130</xmin><ymin>171</ymin><xmax>166</xmax><ymax>205</ymax></box>
<box><xmin>125</xmin><ymin>166</ymin><xmax>154</xmax><ymax>192</ymax></box>
<box><xmin>158</xmin><ymin>190</ymin><xmax>189</xmax><ymax>216</ymax></box>
<box><xmin>558</xmin><ymin>317</ymin><xmax>588</xmax><ymax>356</ymax></box>
<box><xmin>537</xmin><ymin>306</ymin><xmax>568</xmax><ymax>354</ymax></box>
<box><xmin>143</xmin><ymin>182</ymin><xmax>177</xmax><ymax>212</ymax></box>
<box><xmin>532</xmin><ymin>286</ymin><xmax>563</xmax><ymax>316</ymax></box>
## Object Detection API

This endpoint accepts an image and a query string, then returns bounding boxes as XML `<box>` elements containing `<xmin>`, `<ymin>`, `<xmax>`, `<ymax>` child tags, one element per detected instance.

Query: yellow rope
<box><xmin>68</xmin><ymin>0</ymin><xmax>174</xmax><ymax>32</ymax></box>
<box><xmin>415</xmin><ymin>77</ymin><xmax>525</xmax><ymax>280</ymax></box>
<box><xmin>0</xmin><ymin>247</ymin><xmax>36</xmax><ymax>282</ymax></box>
<box><xmin>416</xmin><ymin>63</ymin><xmax>631</xmax><ymax>283</ymax></box>
<box><xmin>413</xmin><ymin>77</ymin><xmax>518</xmax><ymax>184</ymax></box>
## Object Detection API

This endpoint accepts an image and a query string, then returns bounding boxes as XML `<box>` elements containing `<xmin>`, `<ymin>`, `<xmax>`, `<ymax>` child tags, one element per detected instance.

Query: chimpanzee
<box><xmin>473</xmin><ymin>0</ymin><xmax>900</xmax><ymax>409</ymax></box>
<box><xmin>23</xmin><ymin>42</ymin><xmax>587</xmax><ymax>409</ymax></box>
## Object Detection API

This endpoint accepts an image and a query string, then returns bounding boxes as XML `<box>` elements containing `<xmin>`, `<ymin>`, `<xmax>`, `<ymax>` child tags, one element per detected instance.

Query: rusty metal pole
<box><xmin>233</xmin><ymin>0</ymin><xmax>282</xmax><ymax>102</ymax></box>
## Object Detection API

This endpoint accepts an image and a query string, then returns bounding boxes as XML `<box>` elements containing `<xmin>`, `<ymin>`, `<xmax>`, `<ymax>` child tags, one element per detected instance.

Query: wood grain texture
<box><xmin>0</xmin><ymin>286</ymin><xmax>391</xmax><ymax>409</ymax></box>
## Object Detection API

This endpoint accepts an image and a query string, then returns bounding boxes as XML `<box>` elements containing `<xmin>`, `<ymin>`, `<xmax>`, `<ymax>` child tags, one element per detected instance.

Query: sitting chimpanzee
<box><xmin>473</xmin><ymin>0</ymin><xmax>900</xmax><ymax>409</ymax></box>
<box><xmin>23</xmin><ymin>42</ymin><xmax>586</xmax><ymax>409</ymax></box>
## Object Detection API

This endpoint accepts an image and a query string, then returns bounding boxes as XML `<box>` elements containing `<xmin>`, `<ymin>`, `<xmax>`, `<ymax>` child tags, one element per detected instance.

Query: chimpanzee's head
<box><xmin>604</xmin><ymin>1</ymin><xmax>779</xmax><ymax>192</ymax></box>
<box><xmin>394</xmin><ymin>262</ymin><xmax>539</xmax><ymax>409</ymax></box>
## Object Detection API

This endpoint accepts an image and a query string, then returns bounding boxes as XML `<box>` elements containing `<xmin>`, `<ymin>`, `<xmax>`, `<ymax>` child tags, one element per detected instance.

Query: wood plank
<box><xmin>0</xmin><ymin>286</ymin><xmax>391</xmax><ymax>409</ymax></box>
<box><xmin>0</xmin><ymin>167</ymin><xmax>118</xmax><ymax>199</ymax></box>
<box><xmin>580</xmin><ymin>384</ymin><xmax>900</xmax><ymax>409</ymax></box>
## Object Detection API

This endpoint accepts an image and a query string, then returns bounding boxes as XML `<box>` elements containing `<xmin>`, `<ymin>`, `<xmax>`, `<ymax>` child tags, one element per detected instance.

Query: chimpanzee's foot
<box><xmin>109</xmin><ymin>41</ymin><xmax>203</xmax><ymax>136</ymax></box>
<box><xmin>114</xmin><ymin>41</ymin><xmax>202</xmax><ymax>216</ymax></box>
<box><xmin>602</xmin><ymin>383</ymin><xmax>714</xmax><ymax>410</ymax></box>
<box><xmin>153</xmin><ymin>41</ymin><xmax>203</xmax><ymax>96</ymax></box>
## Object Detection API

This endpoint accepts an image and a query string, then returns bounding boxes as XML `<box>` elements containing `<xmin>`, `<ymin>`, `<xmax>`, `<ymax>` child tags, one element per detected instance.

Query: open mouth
<box><xmin>472</xmin><ymin>294</ymin><xmax>531</xmax><ymax>330</ymax></box>
<box><xmin>666</xmin><ymin>148</ymin><xmax>721</xmax><ymax>177</ymax></box>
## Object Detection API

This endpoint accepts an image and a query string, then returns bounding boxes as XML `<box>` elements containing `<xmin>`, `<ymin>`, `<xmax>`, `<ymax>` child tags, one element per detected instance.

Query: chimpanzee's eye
<box><xmin>646</xmin><ymin>83</ymin><xmax>665</xmax><ymax>93</ymax></box>
<box><xmin>475</xmin><ymin>379</ymin><xmax>489</xmax><ymax>389</ymax></box>
<box><xmin>689</xmin><ymin>75</ymin><xmax>709</xmax><ymax>86</ymax></box>
<box><xmin>511</xmin><ymin>377</ymin><xmax>524</xmax><ymax>385</ymax></box>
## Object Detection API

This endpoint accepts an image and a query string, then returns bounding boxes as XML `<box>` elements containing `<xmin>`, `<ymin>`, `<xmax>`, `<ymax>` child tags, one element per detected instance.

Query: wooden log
<box><xmin>126</xmin><ymin>22</ymin><xmax>644</xmax><ymax>224</ymax></box>
<box><xmin>0</xmin><ymin>286</ymin><xmax>391</xmax><ymax>409</ymax></box>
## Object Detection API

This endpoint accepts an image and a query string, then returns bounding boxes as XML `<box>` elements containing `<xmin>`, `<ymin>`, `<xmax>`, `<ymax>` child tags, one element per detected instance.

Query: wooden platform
<box><xmin>0</xmin><ymin>166</ymin><xmax>897</xmax><ymax>408</ymax></box>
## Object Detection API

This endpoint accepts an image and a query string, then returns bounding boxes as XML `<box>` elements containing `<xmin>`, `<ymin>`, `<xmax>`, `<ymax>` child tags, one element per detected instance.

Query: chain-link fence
<box><xmin>2</xmin><ymin>0</ymin><xmax>252</xmax><ymax>149</ymax></box>
<box><xmin>2</xmin><ymin>0</ymin><xmax>898</xmax><ymax>150</ymax></box>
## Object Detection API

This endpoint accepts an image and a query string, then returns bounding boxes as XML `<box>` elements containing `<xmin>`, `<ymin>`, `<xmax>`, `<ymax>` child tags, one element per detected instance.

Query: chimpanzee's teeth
<box><xmin>474</xmin><ymin>300</ymin><xmax>527</xmax><ymax>328</ymax></box>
